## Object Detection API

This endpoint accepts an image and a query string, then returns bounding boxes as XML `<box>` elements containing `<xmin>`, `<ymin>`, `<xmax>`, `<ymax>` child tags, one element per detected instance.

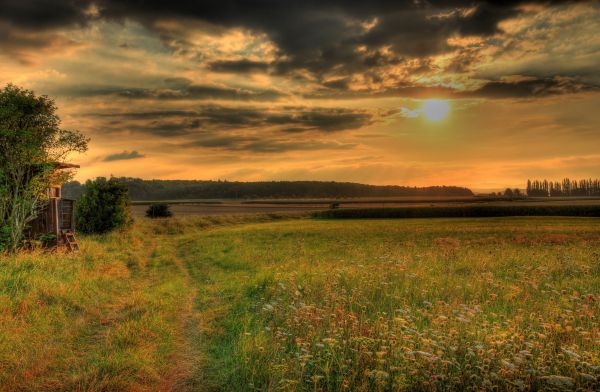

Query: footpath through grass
<box><xmin>0</xmin><ymin>215</ymin><xmax>599</xmax><ymax>390</ymax></box>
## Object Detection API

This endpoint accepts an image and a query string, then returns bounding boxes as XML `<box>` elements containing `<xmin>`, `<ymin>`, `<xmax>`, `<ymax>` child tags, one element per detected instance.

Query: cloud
<box><xmin>3</xmin><ymin>1</ymin><xmax>599</xmax><ymax>100</ymax></box>
<box><xmin>465</xmin><ymin>76</ymin><xmax>600</xmax><ymax>98</ymax></box>
<box><xmin>209</xmin><ymin>59</ymin><xmax>271</xmax><ymax>73</ymax></box>
<box><xmin>60</xmin><ymin>83</ymin><xmax>285</xmax><ymax>101</ymax></box>
<box><xmin>2</xmin><ymin>1</ymin><xmax>583</xmax><ymax>77</ymax></box>
<box><xmin>187</xmin><ymin>135</ymin><xmax>356</xmax><ymax>153</ymax></box>
<box><xmin>0</xmin><ymin>0</ymin><xmax>93</xmax><ymax>30</ymax></box>
<box><xmin>84</xmin><ymin>105</ymin><xmax>375</xmax><ymax>136</ymax></box>
<box><xmin>103</xmin><ymin>150</ymin><xmax>145</xmax><ymax>161</ymax></box>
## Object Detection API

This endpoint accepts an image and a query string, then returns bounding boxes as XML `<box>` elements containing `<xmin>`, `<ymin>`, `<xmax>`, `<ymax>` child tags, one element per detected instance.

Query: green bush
<box><xmin>75</xmin><ymin>177</ymin><xmax>132</xmax><ymax>234</ymax></box>
<box><xmin>145</xmin><ymin>203</ymin><xmax>172</xmax><ymax>218</ymax></box>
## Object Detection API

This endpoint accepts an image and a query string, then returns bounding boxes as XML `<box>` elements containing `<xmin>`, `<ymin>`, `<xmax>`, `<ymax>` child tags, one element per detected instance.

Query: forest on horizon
<box><xmin>62</xmin><ymin>178</ymin><xmax>474</xmax><ymax>200</ymax></box>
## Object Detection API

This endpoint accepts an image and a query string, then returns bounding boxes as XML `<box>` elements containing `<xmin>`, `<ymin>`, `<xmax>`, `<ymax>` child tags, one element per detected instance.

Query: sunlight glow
<box><xmin>422</xmin><ymin>99</ymin><xmax>450</xmax><ymax>122</ymax></box>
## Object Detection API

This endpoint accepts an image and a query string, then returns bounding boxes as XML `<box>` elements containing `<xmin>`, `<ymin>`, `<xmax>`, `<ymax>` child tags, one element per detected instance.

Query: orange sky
<box><xmin>2</xmin><ymin>1</ymin><xmax>599</xmax><ymax>190</ymax></box>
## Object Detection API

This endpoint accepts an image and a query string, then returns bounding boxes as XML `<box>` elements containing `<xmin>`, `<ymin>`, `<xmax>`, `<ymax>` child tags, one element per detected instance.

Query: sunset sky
<box><xmin>2</xmin><ymin>1</ymin><xmax>599</xmax><ymax>190</ymax></box>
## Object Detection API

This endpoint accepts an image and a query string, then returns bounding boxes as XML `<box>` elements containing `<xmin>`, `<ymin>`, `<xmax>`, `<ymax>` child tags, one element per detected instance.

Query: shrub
<box><xmin>146</xmin><ymin>203</ymin><xmax>172</xmax><ymax>218</ymax></box>
<box><xmin>75</xmin><ymin>177</ymin><xmax>132</xmax><ymax>234</ymax></box>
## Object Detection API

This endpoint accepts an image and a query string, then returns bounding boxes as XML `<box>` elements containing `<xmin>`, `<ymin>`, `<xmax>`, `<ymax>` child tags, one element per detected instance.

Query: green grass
<box><xmin>1</xmin><ymin>216</ymin><xmax>599</xmax><ymax>390</ymax></box>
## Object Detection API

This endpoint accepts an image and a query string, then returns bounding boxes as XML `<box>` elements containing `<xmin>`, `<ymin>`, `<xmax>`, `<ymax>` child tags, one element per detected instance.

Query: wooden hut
<box><xmin>29</xmin><ymin>162</ymin><xmax>80</xmax><ymax>251</ymax></box>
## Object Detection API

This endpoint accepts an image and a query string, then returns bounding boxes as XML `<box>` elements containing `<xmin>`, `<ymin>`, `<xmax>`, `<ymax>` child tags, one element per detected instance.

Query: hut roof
<box><xmin>52</xmin><ymin>162</ymin><xmax>80</xmax><ymax>170</ymax></box>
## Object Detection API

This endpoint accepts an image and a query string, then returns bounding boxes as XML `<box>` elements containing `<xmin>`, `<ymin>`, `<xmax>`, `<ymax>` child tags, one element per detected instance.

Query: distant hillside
<box><xmin>62</xmin><ymin>178</ymin><xmax>473</xmax><ymax>200</ymax></box>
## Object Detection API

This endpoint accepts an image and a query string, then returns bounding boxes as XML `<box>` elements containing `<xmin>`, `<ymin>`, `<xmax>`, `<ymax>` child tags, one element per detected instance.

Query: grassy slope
<box><xmin>1</xmin><ymin>216</ymin><xmax>599</xmax><ymax>390</ymax></box>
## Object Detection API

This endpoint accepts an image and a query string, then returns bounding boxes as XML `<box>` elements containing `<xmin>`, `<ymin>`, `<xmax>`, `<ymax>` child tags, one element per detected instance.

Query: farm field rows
<box><xmin>0</xmin><ymin>216</ymin><xmax>599</xmax><ymax>390</ymax></box>
<box><xmin>130</xmin><ymin>197</ymin><xmax>600</xmax><ymax>217</ymax></box>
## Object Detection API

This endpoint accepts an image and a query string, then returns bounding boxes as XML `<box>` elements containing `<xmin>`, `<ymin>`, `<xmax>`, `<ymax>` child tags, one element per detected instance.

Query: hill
<box><xmin>62</xmin><ymin>178</ymin><xmax>473</xmax><ymax>200</ymax></box>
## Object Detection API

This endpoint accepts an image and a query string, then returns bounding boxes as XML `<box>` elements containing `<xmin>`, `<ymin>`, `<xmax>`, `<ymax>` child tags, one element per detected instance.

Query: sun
<box><xmin>422</xmin><ymin>99</ymin><xmax>450</xmax><ymax>122</ymax></box>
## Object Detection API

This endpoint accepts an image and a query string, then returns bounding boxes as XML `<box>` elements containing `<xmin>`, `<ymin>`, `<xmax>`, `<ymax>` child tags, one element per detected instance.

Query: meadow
<box><xmin>0</xmin><ymin>215</ymin><xmax>599</xmax><ymax>390</ymax></box>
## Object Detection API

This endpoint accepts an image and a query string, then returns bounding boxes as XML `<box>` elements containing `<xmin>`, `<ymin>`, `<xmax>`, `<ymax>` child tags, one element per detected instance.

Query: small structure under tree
<box><xmin>29</xmin><ymin>162</ymin><xmax>80</xmax><ymax>251</ymax></box>
<box><xmin>0</xmin><ymin>84</ymin><xmax>88</xmax><ymax>252</ymax></box>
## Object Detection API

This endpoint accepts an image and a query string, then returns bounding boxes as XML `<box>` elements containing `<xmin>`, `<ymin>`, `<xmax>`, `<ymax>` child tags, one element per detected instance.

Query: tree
<box><xmin>503</xmin><ymin>188</ymin><xmax>514</xmax><ymax>197</ymax></box>
<box><xmin>75</xmin><ymin>178</ymin><xmax>133</xmax><ymax>234</ymax></box>
<box><xmin>0</xmin><ymin>85</ymin><xmax>88</xmax><ymax>252</ymax></box>
<box><xmin>513</xmin><ymin>188</ymin><xmax>522</xmax><ymax>197</ymax></box>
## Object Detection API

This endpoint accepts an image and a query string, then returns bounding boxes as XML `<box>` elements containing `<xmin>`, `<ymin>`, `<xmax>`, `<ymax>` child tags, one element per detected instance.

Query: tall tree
<box><xmin>0</xmin><ymin>85</ymin><xmax>88</xmax><ymax>252</ymax></box>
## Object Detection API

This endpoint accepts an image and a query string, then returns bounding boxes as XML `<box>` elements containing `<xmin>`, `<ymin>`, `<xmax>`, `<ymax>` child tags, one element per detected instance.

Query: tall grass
<box><xmin>0</xmin><ymin>216</ymin><xmax>598</xmax><ymax>390</ymax></box>
<box><xmin>0</xmin><ymin>222</ymin><xmax>193</xmax><ymax>390</ymax></box>
<box><xmin>185</xmin><ymin>217</ymin><xmax>600</xmax><ymax>390</ymax></box>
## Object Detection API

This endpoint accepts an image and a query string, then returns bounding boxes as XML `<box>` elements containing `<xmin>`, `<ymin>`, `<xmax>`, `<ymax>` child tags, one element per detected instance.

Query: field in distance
<box><xmin>1</xmin><ymin>215</ymin><xmax>598</xmax><ymax>390</ymax></box>
<box><xmin>130</xmin><ymin>196</ymin><xmax>600</xmax><ymax>217</ymax></box>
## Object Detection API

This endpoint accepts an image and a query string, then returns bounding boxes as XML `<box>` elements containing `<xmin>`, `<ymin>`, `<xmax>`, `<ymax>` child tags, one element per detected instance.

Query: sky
<box><xmin>1</xmin><ymin>1</ymin><xmax>600</xmax><ymax>190</ymax></box>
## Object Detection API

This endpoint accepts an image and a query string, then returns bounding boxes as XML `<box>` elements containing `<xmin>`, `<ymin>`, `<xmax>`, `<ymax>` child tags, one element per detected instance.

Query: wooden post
<box><xmin>53</xmin><ymin>198</ymin><xmax>60</xmax><ymax>240</ymax></box>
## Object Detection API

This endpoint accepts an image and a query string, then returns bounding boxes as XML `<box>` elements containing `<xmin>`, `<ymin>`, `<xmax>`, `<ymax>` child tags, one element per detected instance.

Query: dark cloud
<box><xmin>305</xmin><ymin>84</ymin><xmax>456</xmax><ymax>100</ymax></box>
<box><xmin>1</xmin><ymin>1</ymin><xmax>577</xmax><ymax>76</ymax></box>
<box><xmin>59</xmin><ymin>84</ymin><xmax>285</xmax><ymax>101</ymax></box>
<box><xmin>103</xmin><ymin>150</ymin><xmax>145</xmax><ymax>161</ymax></box>
<box><xmin>265</xmin><ymin>109</ymin><xmax>372</xmax><ymax>132</ymax></box>
<box><xmin>86</xmin><ymin>105</ymin><xmax>374</xmax><ymax>136</ymax></box>
<box><xmin>321</xmin><ymin>78</ymin><xmax>351</xmax><ymax>90</ymax></box>
<box><xmin>3</xmin><ymin>1</ymin><xmax>594</xmax><ymax>99</ymax></box>
<box><xmin>0</xmin><ymin>0</ymin><xmax>93</xmax><ymax>30</ymax></box>
<box><xmin>209</xmin><ymin>60</ymin><xmax>271</xmax><ymax>73</ymax></box>
<box><xmin>89</xmin><ymin>0</ymin><xmax>582</xmax><ymax>80</ymax></box>
<box><xmin>187</xmin><ymin>135</ymin><xmax>355</xmax><ymax>153</ymax></box>
<box><xmin>465</xmin><ymin>76</ymin><xmax>600</xmax><ymax>99</ymax></box>
<box><xmin>304</xmin><ymin>76</ymin><xmax>600</xmax><ymax>100</ymax></box>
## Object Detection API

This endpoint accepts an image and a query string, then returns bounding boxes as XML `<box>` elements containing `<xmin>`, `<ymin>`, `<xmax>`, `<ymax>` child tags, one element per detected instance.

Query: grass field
<box><xmin>1</xmin><ymin>215</ymin><xmax>599</xmax><ymax>390</ymax></box>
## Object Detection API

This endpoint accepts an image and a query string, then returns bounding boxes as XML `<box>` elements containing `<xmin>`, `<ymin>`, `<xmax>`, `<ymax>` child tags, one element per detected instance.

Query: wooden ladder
<box><xmin>61</xmin><ymin>229</ymin><xmax>79</xmax><ymax>252</ymax></box>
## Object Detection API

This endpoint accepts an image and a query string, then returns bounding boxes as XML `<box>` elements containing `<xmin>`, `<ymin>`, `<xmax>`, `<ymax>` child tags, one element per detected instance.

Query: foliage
<box><xmin>528</xmin><ymin>178</ymin><xmax>600</xmax><ymax>197</ymax></box>
<box><xmin>145</xmin><ymin>202</ymin><xmax>173</xmax><ymax>218</ymax></box>
<box><xmin>75</xmin><ymin>177</ymin><xmax>132</xmax><ymax>234</ymax></box>
<box><xmin>62</xmin><ymin>178</ymin><xmax>474</xmax><ymax>200</ymax></box>
<box><xmin>0</xmin><ymin>84</ymin><xmax>88</xmax><ymax>252</ymax></box>
<box><xmin>0</xmin><ymin>225</ymin><xmax>9</xmax><ymax>252</ymax></box>
<box><xmin>315</xmin><ymin>205</ymin><xmax>600</xmax><ymax>219</ymax></box>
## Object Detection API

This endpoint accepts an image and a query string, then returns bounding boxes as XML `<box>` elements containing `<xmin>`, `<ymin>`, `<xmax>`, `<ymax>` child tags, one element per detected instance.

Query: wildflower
<box><xmin>579</xmin><ymin>373</ymin><xmax>597</xmax><ymax>383</ymax></box>
<box><xmin>561</xmin><ymin>348</ymin><xmax>580</xmax><ymax>359</ymax></box>
<box><xmin>539</xmin><ymin>375</ymin><xmax>575</xmax><ymax>388</ymax></box>
<box><xmin>407</xmin><ymin>351</ymin><xmax>438</xmax><ymax>361</ymax></box>
<box><xmin>368</xmin><ymin>370</ymin><xmax>390</xmax><ymax>381</ymax></box>
<box><xmin>501</xmin><ymin>360</ymin><xmax>515</xmax><ymax>369</ymax></box>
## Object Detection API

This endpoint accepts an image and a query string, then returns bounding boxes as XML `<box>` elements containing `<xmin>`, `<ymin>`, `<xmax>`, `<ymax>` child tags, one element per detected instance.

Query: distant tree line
<box><xmin>527</xmin><ymin>178</ymin><xmax>600</xmax><ymax>197</ymax></box>
<box><xmin>63</xmin><ymin>178</ymin><xmax>473</xmax><ymax>201</ymax></box>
